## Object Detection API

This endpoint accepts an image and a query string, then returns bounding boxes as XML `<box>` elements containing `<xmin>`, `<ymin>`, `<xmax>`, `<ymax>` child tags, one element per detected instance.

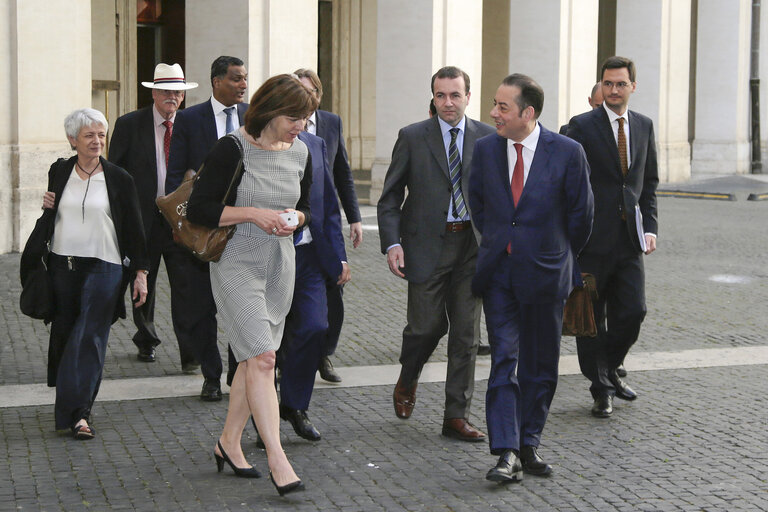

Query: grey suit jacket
<box><xmin>377</xmin><ymin>115</ymin><xmax>495</xmax><ymax>283</ymax></box>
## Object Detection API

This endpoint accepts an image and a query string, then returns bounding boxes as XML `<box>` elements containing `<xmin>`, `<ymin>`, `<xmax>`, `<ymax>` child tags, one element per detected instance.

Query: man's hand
<box><xmin>386</xmin><ymin>246</ymin><xmax>405</xmax><ymax>278</ymax></box>
<box><xmin>644</xmin><ymin>234</ymin><xmax>657</xmax><ymax>255</ymax></box>
<box><xmin>337</xmin><ymin>262</ymin><xmax>351</xmax><ymax>285</ymax></box>
<box><xmin>350</xmin><ymin>222</ymin><xmax>363</xmax><ymax>249</ymax></box>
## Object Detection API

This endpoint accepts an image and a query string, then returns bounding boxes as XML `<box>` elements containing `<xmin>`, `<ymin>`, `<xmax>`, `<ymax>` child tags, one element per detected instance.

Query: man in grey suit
<box><xmin>377</xmin><ymin>66</ymin><xmax>494</xmax><ymax>441</ymax></box>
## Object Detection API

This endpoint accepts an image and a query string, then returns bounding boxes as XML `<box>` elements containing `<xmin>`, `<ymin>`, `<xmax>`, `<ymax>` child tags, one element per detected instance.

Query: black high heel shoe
<box><xmin>214</xmin><ymin>440</ymin><xmax>261</xmax><ymax>478</ymax></box>
<box><xmin>269</xmin><ymin>471</ymin><xmax>305</xmax><ymax>496</ymax></box>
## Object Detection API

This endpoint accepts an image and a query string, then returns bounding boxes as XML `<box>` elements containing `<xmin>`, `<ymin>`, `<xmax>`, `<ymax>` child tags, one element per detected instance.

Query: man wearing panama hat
<box><xmin>109</xmin><ymin>63</ymin><xmax>223</xmax><ymax>401</ymax></box>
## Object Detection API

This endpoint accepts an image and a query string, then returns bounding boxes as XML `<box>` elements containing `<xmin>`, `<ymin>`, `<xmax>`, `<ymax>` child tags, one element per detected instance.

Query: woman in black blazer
<box><xmin>40</xmin><ymin>108</ymin><xmax>149</xmax><ymax>439</ymax></box>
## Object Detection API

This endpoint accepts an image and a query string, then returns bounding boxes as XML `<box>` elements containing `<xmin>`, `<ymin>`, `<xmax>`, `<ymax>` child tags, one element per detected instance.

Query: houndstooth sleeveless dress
<box><xmin>210</xmin><ymin>131</ymin><xmax>308</xmax><ymax>362</ymax></box>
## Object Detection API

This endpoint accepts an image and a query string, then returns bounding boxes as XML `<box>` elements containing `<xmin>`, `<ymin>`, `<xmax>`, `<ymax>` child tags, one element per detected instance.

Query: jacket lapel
<box><xmin>593</xmin><ymin>108</ymin><xmax>623</xmax><ymax>178</ymax></box>
<box><xmin>425</xmin><ymin>117</ymin><xmax>450</xmax><ymax>179</ymax></box>
<box><xmin>518</xmin><ymin>124</ymin><xmax>553</xmax><ymax>207</ymax></box>
<box><xmin>627</xmin><ymin>110</ymin><xmax>641</xmax><ymax>175</ymax></box>
<box><xmin>139</xmin><ymin>108</ymin><xmax>158</xmax><ymax>190</ymax></box>
<box><xmin>490</xmin><ymin>135</ymin><xmax>513</xmax><ymax>205</ymax></box>
<box><xmin>203</xmin><ymin>101</ymin><xmax>218</xmax><ymax>147</ymax></box>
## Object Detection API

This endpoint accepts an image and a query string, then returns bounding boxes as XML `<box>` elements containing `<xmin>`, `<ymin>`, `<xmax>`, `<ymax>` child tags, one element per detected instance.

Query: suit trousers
<box><xmin>49</xmin><ymin>254</ymin><xmax>123</xmax><ymax>430</ymax></box>
<box><xmin>576</xmin><ymin>226</ymin><xmax>646</xmax><ymax>398</ymax></box>
<box><xmin>322</xmin><ymin>282</ymin><xmax>344</xmax><ymax>357</ymax></box>
<box><xmin>140</xmin><ymin>218</ymin><xmax>221</xmax><ymax>382</ymax></box>
<box><xmin>399</xmin><ymin>229</ymin><xmax>480</xmax><ymax>420</ymax></box>
<box><xmin>131</xmin><ymin>211</ymin><xmax>196</xmax><ymax>365</ymax></box>
<box><xmin>483</xmin><ymin>258</ymin><xmax>564</xmax><ymax>454</ymax></box>
<box><xmin>278</xmin><ymin>244</ymin><xmax>329</xmax><ymax>410</ymax></box>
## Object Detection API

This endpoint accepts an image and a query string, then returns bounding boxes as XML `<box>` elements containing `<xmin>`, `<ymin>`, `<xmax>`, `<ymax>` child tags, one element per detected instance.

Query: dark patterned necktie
<box><xmin>162</xmin><ymin>120</ymin><xmax>172</xmax><ymax>167</ymax></box>
<box><xmin>618</xmin><ymin>117</ymin><xmax>628</xmax><ymax>176</ymax></box>
<box><xmin>448</xmin><ymin>128</ymin><xmax>466</xmax><ymax>218</ymax></box>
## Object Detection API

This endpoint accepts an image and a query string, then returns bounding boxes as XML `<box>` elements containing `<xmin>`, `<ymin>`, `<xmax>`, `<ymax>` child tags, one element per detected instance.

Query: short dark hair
<box><xmin>293</xmin><ymin>68</ymin><xmax>323</xmax><ymax>102</ymax></box>
<box><xmin>429</xmin><ymin>99</ymin><xmax>436</xmax><ymax>117</ymax></box>
<box><xmin>243</xmin><ymin>74</ymin><xmax>319</xmax><ymax>138</ymax></box>
<box><xmin>601</xmin><ymin>56</ymin><xmax>636</xmax><ymax>82</ymax></box>
<box><xmin>431</xmin><ymin>66</ymin><xmax>470</xmax><ymax>94</ymax></box>
<box><xmin>210</xmin><ymin>56</ymin><xmax>244</xmax><ymax>85</ymax></box>
<box><xmin>501</xmin><ymin>73</ymin><xmax>544</xmax><ymax>118</ymax></box>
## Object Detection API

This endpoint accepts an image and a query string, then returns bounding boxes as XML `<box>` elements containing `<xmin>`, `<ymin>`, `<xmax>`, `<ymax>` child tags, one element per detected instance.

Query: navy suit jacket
<box><xmin>165</xmin><ymin>99</ymin><xmax>248</xmax><ymax>193</ymax></box>
<box><xmin>108</xmin><ymin>105</ymin><xmax>162</xmax><ymax>235</ymax></box>
<box><xmin>314</xmin><ymin>110</ymin><xmax>360</xmax><ymax>224</ymax></box>
<box><xmin>566</xmin><ymin>106</ymin><xmax>658</xmax><ymax>254</ymax></box>
<box><xmin>469</xmin><ymin>125</ymin><xmax>594</xmax><ymax>303</ymax></box>
<box><xmin>297</xmin><ymin>131</ymin><xmax>346</xmax><ymax>280</ymax></box>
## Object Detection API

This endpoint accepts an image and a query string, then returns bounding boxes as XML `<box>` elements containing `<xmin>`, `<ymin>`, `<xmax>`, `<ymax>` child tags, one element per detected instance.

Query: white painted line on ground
<box><xmin>1</xmin><ymin>345</ymin><xmax>766</xmax><ymax>408</ymax></box>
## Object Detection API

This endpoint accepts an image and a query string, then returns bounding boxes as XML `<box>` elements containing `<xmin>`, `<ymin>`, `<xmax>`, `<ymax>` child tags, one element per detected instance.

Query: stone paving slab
<box><xmin>2</xmin><ymin>365</ymin><xmax>767</xmax><ymax>511</ymax></box>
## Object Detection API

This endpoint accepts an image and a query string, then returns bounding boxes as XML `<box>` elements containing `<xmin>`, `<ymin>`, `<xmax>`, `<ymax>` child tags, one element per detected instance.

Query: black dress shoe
<box><xmin>591</xmin><ymin>394</ymin><xmax>613</xmax><ymax>417</ymax></box>
<box><xmin>608</xmin><ymin>371</ymin><xmax>637</xmax><ymax>401</ymax></box>
<box><xmin>520</xmin><ymin>445</ymin><xmax>552</xmax><ymax>476</ymax></box>
<box><xmin>280</xmin><ymin>405</ymin><xmax>321</xmax><ymax>441</ymax></box>
<box><xmin>486</xmin><ymin>450</ymin><xmax>523</xmax><ymax>483</ymax></box>
<box><xmin>318</xmin><ymin>356</ymin><xmax>342</xmax><ymax>383</ymax></box>
<box><xmin>616</xmin><ymin>364</ymin><xmax>627</xmax><ymax>378</ymax></box>
<box><xmin>200</xmin><ymin>379</ymin><xmax>222</xmax><ymax>402</ymax></box>
<box><xmin>477</xmin><ymin>344</ymin><xmax>491</xmax><ymax>356</ymax></box>
<box><xmin>137</xmin><ymin>346</ymin><xmax>156</xmax><ymax>362</ymax></box>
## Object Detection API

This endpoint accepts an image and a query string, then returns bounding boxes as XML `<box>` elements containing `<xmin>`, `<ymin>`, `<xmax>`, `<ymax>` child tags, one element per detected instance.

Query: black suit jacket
<box><xmin>108</xmin><ymin>105</ymin><xmax>162</xmax><ymax>235</ymax></box>
<box><xmin>314</xmin><ymin>110</ymin><xmax>361</xmax><ymax>224</ymax></box>
<box><xmin>165</xmin><ymin>100</ymin><xmax>248</xmax><ymax>193</ymax></box>
<box><xmin>566</xmin><ymin>106</ymin><xmax>658</xmax><ymax>254</ymax></box>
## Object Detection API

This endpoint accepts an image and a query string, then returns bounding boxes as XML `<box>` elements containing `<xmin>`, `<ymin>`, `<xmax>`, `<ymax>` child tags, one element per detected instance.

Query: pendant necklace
<box><xmin>76</xmin><ymin>160</ymin><xmax>100</xmax><ymax>222</ymax></box>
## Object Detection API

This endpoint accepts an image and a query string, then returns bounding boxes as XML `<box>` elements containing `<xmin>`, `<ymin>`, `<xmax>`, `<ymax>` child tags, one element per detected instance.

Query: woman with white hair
<box><xmin>41</xmin><ymin>108</ymin><xmax>149</xmax><ymax>439</ymax></box>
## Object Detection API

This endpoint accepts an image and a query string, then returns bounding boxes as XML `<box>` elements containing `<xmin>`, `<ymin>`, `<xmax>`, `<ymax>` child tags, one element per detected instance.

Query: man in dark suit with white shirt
<box><xmin>109</xmin><ymin>63</ymin><xmax>199</xmax><ymax>371</ymax></box>
<box><xmin>377</xmin><ymin>66</ymin><xmax>494</xmax><ymax>441</ymax></box>
<box><xmin>294</xmin><ymin>68</ymin><xmax>362</xmax><ymax>384</ymax></box>
<box><xmin>164</xmin><ymin>56</ymin><xmax>249</xmax><ymax>401</ymax></box>
<box><xmin>566</xmin><ymin>56</ymin><xmax>659</xmax><ymax>418</ymax></box>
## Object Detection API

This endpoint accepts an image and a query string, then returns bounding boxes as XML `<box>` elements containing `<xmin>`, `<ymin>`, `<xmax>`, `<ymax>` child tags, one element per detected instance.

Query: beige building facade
<box><xmin>2</xmin><ymin>0</ymin><xmax>767</xmax><ymax>253</ymax></box>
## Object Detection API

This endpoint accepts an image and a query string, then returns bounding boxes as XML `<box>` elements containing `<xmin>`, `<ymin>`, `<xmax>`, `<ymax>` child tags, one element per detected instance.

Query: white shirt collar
<box><xmin>210</xmin><ymin>96</ymin><xmax>237</xmax><ymax>116</ymax></box>
<box><xmin>603</xmin><ymin>102</ymin><xmax>628</xmax><ymax>123</ymax></box>
<box><xmin>507</xmin><ymin>122</ymin><xmax>541</xmax><ymax>153</ymax></box>
<box><xmin>437</xmin><ymin>115</ymin><xmax>466</xmax><ymax>137</ymax></box>
<box><xmin>152</xmin><ymin>104</ymin><xmax>175</xmax><ymax>126</ymax></box>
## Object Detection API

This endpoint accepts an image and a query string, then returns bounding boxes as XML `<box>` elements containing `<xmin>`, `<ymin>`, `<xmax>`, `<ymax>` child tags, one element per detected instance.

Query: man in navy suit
<box><xmin>109</xmin><ymin>63</ymin><xmax>199</xmax><ymax>370</ymax></box>
<box><xmin>566</xmin><ymin>56</ymin><xmax>658</xmax><ymax>418</ymax></box>
<box><xmin>276</xmin><ymin>130</ymin><xmax>349</xmax><ymax>441</ymax></box>
<box><xmin>294</xmin><ymin>68</ymin><xmax>361</xmax><ymax>384</ymax></box>
<box><xmin>164</xmin><ymin>56</ymin><xmax>248</xmax><ymax>401</ymax></box>
<box><xmin>470</xmin><ymin>74</ymin><xmax>593</xmax><ymax>482</ymax></box>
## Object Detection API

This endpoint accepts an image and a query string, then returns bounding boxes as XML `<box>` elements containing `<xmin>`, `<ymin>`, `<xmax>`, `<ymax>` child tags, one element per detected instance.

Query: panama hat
<box><xmin>141</xmin><ymin>63</ymin><xmax>198</xmax><ymax>90</ymax></box>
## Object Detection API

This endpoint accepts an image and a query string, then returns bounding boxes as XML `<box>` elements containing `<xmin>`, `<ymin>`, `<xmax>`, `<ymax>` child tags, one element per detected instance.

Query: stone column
<box><xmin>691</xmin><ymin>0</ymin><xmax>751</xmax><ymax>176</ymax></box>
<box><xmin>502</xmin><ymin>0</ymin><xmax>599</xmax><ymax>131</ymax></box>
<box><xmin>1</xmin><ymin>0</ymin><xmax>93</xmax><ymax>252</ymax></box>
<box><xmin>370</xmin><ymin>0</ymin><xmax>483</xmax><ymax>204</ymax></box>
<box><xmin>615</xmin><ymin>0</ymin><xmax>692</xmax><ymax>183</ymax></box>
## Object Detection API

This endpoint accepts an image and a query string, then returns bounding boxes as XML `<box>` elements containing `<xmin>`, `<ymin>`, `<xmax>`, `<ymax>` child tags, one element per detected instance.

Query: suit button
<box><xmin>512</xmin><ymin>222</ymin><xmax>516</xmax><ymax>226</ymax></box>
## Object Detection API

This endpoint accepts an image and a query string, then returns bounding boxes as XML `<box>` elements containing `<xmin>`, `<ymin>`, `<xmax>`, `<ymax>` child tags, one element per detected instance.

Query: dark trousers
<box><xmin>131</xmin><ymin>212</ymin><xmax>196</xmax><ymax>366</ymax></box>
<box><xmin>322</xmin><ymin>282</ymin><xmax>344</xmax><ymax>357</ymax></box>
<box><xmin>399</xmin><ymin>229</ymin><xmax>480</xmax><ymax>420</ymax></box>
<box><xmin>483</xmin><ymin>259</ymin><xmax>564</xmax><ymax>454</ymax></box>
<box><xmin>49</xmin><ymin>254</ymin><xmax>122</xmax><ymax>430</ymax></box>
<box><xmin>576</xmin><ymin>227</ymin><xmax>646</xmax><ymax>398</ymax></box>
<box><xmin>136</xmin><ymin>212</ymin><xmax>221</xmax><ymax>381</ymax></box>
<box><xmin>278</xmin><ymin>244</ymin><xmax>328</xmax><ymax>410</ymax></box>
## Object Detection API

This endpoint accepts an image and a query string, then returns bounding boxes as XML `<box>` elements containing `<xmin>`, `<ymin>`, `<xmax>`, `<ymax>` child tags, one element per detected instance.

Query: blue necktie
<box><xmin>448</xmin><ymin>128</ymin><xmax>466</xmax><ymax>218</ymax></box>
<box><xmin>224</xmin><ymin>106</ymin><xmax>235</xmax><ymax>135</ymax></box>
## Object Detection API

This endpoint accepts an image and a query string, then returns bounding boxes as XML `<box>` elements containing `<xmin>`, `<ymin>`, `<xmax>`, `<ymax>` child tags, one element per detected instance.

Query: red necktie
<box><xmin>507</xmin><ymin>143</ymin><xmax>525</xmax><ymax>254</ymax></box>
<box><xmin>162</xmin><ymin>120</ymin><xmax>173</xmax><ymax>167</ymax></box>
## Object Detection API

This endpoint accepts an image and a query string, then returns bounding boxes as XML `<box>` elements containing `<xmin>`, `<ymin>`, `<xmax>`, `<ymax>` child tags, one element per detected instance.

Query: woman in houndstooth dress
<box><xmin>187</xmin><ymin>74</ymin><xmax>317</xmax><ymax>495</ymax></box>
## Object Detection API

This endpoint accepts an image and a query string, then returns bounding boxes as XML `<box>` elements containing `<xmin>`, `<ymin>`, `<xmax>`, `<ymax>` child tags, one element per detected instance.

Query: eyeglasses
<box><xmin>602</xmin><ymin>81</ymin><xmax>631</xmax><ymax>90</ymax></box>
<box><xmin>157</xmin><ymin>89</ymin><xmax>185</xmax><ymax>96</ymax></box>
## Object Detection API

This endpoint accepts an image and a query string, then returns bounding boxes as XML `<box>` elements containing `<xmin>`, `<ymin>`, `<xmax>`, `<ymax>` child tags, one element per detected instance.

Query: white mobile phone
<box><xmin>279</xmin><ymin>211</ymin><xmax>299</xmax><ymax>226</ymax></box>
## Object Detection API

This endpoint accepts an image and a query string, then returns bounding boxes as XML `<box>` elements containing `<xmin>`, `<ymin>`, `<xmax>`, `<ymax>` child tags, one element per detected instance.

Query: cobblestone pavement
<box><xmin>1</xmin><ymin>197</ymin><xmax>768</xmax><ymax>511</ymax></box>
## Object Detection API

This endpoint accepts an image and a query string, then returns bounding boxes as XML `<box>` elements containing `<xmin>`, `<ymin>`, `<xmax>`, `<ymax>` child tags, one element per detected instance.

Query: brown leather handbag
<box><xmin>562</xmin><ymin>273</ymin><xmax>598</xmax><ymax>337</ymax></box>
<box><xmin>156</xmin><ymin>135</ymin><xmax>244</xmax><ymax>262</ymax></box>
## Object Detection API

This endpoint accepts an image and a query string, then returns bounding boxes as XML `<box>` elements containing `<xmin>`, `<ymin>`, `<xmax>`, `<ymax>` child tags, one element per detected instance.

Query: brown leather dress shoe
<box><xmin>441</xmin><ymin>418</ymin><xmax>487</xmax><ymax>442</ymax></box>
<box><xmin>393</xmin><ymin>377</ymin><xmax>417</xmax><ymax>419</ymax></box>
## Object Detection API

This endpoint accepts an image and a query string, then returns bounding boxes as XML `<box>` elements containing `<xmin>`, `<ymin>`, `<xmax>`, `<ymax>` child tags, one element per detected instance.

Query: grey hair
<box><xmin>64</xmin><ymin>108</ymin><xmax>108</xmax><ymax>140</ymax></box>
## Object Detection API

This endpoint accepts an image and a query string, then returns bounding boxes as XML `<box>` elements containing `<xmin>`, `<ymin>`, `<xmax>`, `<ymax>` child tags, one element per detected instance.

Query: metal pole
<box><xmin>750</xmin><ymin>0</ymin><xmax>762</xmax><ymax>173</ymax></box>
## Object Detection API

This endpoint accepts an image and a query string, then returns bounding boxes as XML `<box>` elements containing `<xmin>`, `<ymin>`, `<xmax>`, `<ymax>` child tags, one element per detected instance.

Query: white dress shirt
<box><xmin>602</xmin><ymin>102</ymin><xmax>631</xmax><ymax>166</ymax></box>
<box><xmin>506</xmin><ymin>122</ymin><xmax>541</xmax><ymax>186</ymax></box>
<box><xmin>437</xmin><ymin>116</ymin><xmax>469</xmax><ymax>222</ymax></box>
<box><xmin>211</xmin><ymin>96</ymin><xmax>241</xmax><ymax>139</ymax></box>
<box><xmin>152</xmin><ymin>106</ymin><xmax>176</xmax><ymax>198</ymax></box>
